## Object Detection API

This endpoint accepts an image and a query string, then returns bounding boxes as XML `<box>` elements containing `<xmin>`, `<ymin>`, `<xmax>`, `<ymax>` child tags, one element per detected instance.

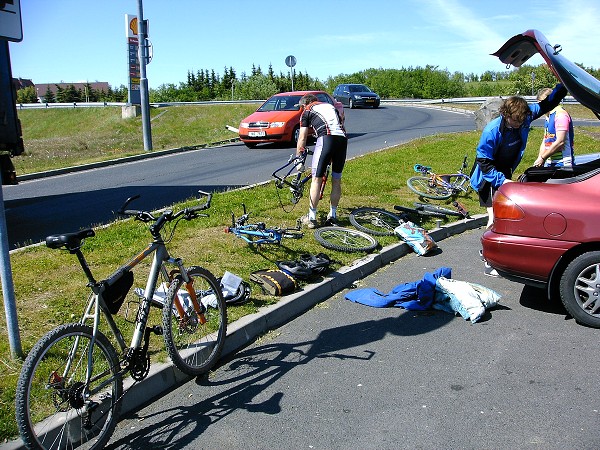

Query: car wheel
<box><xmin>244</xmin><ymin>142</ymin><xmax>257</xmax><ymax>149</ymax></box>
<box><xmin>292</xmin><ymin>126</ymin><xmax>300</xmax><ymax>144</ymax></box>
<box><xmin>349</xmin><ymin>99</ymin><xmax>354</xmax><ymax>109</ymax></box>
<box><xmin>559</xmin><ymin>251</ymin><xmax>600</xmax><ymax>328</ymax></box>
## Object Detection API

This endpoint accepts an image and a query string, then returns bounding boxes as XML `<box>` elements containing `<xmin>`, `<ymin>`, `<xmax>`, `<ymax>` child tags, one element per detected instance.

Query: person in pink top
<box><xmin>534</xmin><ymin>87</ymin><xmax>575</xmax><ymax>167</ymax></box>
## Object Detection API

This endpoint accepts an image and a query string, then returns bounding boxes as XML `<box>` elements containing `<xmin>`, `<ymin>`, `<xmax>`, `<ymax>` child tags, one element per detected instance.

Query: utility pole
<box><xmin>0</xmin><ymin>1</ymin><xmax>24</xmax><ymax>359</ymax></box>
<box><xmin>137</xmin><ymin>0</ymin><xmax>152</xmax><ymax>150</ymax></box>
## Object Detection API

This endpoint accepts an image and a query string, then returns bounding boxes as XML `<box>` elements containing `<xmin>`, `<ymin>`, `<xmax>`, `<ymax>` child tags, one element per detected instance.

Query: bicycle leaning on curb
<box><xmin>15</xmin><ymin>191</ymin><xmax>227</xmax><ymax>450</ymax></box>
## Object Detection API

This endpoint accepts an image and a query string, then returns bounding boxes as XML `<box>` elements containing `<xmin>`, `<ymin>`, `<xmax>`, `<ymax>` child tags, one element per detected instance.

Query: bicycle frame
<box><xmin>226</xmin><ymin>204</ymin><xmax>302</xmax><ymax>245</ymax></box>
<box><xmin>414</xmin><ymin>155</ymin><xmax>470</xmax><ymax>194</ymax></box>
<box><xmin>62</xmin><ymin>196</ymin><xmax>212</xmax><ymax>392</ymax></box>
<box><xmin>272</xmin><ymin>148</ymin><xmax>330</xmax><ymax>209</ymax></box>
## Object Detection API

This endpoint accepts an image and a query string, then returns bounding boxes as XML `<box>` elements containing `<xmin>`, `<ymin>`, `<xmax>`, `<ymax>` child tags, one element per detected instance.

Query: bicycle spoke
<box><xmin>163</xmin><ymin>266</ymin><xmax>227</xmax><ymax>376</ymax></box>
<box><xmin>16</xmin><ymin>324</ymin><xmax>122</xmax><ymax>450</ymax></box>
<box><xmin>349</xmin><ymin>207</ymin><xmax>402</xmax><ymax>236</ymax></box>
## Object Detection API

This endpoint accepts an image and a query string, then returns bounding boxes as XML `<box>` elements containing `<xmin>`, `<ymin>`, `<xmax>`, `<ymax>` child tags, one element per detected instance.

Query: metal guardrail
<box><xmin>14</xmin><ymin>96</ymin><xmax>578</xmax><ymax>109</ymax></box>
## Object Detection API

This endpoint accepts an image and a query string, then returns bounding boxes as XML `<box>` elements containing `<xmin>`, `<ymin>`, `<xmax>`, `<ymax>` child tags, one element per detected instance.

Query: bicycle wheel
<box><xmin>16</xmin><ymin>323</ymin><xmax>122</xmax><ymax>450</ymax></box>
<box><xmin>162</xmin><ymin>266</ymin><xmax>227</xmax><ymax>376</ymax></box>
<box><xmin>414</xmin><ymin>202</ymin><xmax>464</xmax><ymax>217</ymax></box>
<box><xmin>407</xmin><ymin>176</ymin><xmax>452</xmax><ymax>200</ymax></box>
<box><xmin>314</xmin><ymin>226</ymin><xmax>378</xmax><ymax>253</ymax></box>
<box><xmin>394</xmin><ymin>204</ymin><xmax>448</xmax><ymax>218</ymax></box>
<box><xmin>349</xmin><ymin>207</ymin><xmax>402</xmax><ymax>236</ymax></box>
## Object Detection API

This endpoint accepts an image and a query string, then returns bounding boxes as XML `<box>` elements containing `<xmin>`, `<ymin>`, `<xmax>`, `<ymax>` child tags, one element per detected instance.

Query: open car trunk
<box><xmin>520</xmin><ymin>157</ymin><xmax>600</xmax><ymax>182</ymax></box>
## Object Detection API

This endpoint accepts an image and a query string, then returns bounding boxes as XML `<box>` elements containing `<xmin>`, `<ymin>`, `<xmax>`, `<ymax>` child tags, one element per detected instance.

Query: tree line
<box><xmin>16</xmin><ymin>63</ymin><xmax>600</xmax><ymax>104</ymax></box>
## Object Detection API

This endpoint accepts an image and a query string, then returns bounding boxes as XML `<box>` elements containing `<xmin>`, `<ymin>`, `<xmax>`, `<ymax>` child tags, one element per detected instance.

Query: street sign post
<box><xmin>0</xmin><ymin>0</ymin><xmax>23</xmax><ymax>42</ymax></box>
<box><xmin>285</xmin><ymin>55</ymin><xmax>296</xmax><ymax>91</ymax></box>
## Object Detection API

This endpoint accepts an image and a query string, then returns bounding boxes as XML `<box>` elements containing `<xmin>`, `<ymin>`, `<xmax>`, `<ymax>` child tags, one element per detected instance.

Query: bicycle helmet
<box><xmin>217</xmin><ymin>277</ymin><xmax>252</xmax><ymax>305</ymax></box>
<box><xmin>276</xmin><ymin>260</ymin><xmax>313</xmax><ymax>280</ymax></box>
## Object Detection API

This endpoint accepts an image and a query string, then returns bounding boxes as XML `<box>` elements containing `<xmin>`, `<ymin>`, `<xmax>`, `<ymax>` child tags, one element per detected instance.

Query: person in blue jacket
<box><xmin>470</xmin><ymin>83</ymin><xmax>568</xmax><ymax>229</ymax></box>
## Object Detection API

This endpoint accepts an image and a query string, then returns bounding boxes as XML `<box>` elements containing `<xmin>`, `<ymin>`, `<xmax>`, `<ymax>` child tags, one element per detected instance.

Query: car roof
<box><xmin>271</xmin><ymin>90</ymin><xmax>326</xmax><ymax>96</ymax></box>
<box><xmin>493</xmin><ymin>29</ymin><xmax>600</xmax><ymax>116</ymax></box>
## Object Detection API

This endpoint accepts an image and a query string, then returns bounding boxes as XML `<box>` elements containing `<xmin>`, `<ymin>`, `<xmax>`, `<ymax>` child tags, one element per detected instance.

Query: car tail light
<box><xmin>493</xmin><ymin>191</ymin><xmax>525</xmax><ymax>220</ymax></box>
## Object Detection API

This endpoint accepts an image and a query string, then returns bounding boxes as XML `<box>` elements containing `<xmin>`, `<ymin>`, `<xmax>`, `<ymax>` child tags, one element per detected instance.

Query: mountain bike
<box><xmin>272</xmin><ymin>148</ymin><xmax>329</xmax><ymax>212</ymax></box>
<box><xmin>314</xmin><ymin>227</ymin><xmax>378</xmax><ymax>253</ymax></box>
<box><xmin>225</xmin><ymin>203</ymin><xmax>304</xmax><ymax>246</ymax></box>
<box><xmin>406</xmin><ymin>155</ymin><xmax>471</xmax><ymax>200</ymax></box>
<box><xmin>15</xmin><ymin>191</ymin><xmax>227</xmax><ymax>450</ymax></box>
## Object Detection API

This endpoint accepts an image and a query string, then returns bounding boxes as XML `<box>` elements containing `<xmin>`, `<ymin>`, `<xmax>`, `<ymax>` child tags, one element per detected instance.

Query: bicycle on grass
<box><xmin>406</xmin><ymin>155</ymin><xmax>471</xmax><ymax>200</ymax></box>
<box><xmin>349</xmin><ymin>202</ymin><xmax>470</xmax><ymax>237</ymax></box>
<box><xmin>16</xmin><ymin>191</ymin><xmax>227</xmax><ymax>450</ymax></box>
<box><xmin>225</xmin><ymin>203</ymin><xmax>304</xmax><ymax>246</ymax></box>
<box><xmin>394</xmin><ymin>201</ymin><xmax>470</xmax><ymax>220</ymax></box>
<box><xmin>314</xmin><ymin>227</ymin><xmax>378</xmax><ymax>253</ymax></box>
<box><xmin>272</xmin><ymin>148</ymin><xmax>329</xmax><ymax>212</ymax></box>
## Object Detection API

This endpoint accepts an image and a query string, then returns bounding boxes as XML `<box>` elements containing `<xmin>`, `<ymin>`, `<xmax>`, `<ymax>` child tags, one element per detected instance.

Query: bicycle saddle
<box><xmin>46</xmin><ymin>228</ymin><xmax>95</xmax><ymax>251</ymax></box>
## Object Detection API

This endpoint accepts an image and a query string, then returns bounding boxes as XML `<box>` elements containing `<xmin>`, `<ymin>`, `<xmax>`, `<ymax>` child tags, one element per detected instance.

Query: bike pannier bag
<box><xmin>250</xmin><ymin>269</ymin><xmax>296</xmax><ymax>296</ymax></box>
<box><xmin>103</xmin><ymin>270</ymin><xmax>134</xmax><ymax>314</ymax></box>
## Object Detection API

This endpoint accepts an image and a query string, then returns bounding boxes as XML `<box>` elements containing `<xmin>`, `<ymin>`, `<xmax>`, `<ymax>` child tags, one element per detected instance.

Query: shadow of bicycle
<box><xmin>106</xmin><ymin>311</ymin><xmax>452</xmax><ymax>449</ymax></box>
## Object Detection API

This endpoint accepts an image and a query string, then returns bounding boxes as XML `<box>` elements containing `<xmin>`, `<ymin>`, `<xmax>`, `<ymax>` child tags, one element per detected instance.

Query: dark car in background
<box><xmin>481</xmin><ymin>29</ymin><xmax>600</xmax><ymax>328</ymax></box>
<box><xmin>333</xmin><ymin>84</ymin><xmax>380</xmax><ymax>108</ymax></box>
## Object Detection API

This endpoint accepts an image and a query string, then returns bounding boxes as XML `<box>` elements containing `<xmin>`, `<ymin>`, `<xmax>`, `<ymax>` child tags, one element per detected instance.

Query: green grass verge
<box><xmin>1</xmin><ymin>110</ymin><xmax>599</xmax><ymax>442</ymax></box>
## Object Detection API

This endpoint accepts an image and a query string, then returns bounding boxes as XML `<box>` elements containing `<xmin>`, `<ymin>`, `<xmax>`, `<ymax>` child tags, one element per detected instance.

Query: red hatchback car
<box><xmin>482</xmin><ymin>29</ymin><xmax>600</xmax><ymax>328</ymax></box>
<box><xmin>238</xmin><ymin>90</ymin><xmax>344</xmax><ymax>148</ymax></box>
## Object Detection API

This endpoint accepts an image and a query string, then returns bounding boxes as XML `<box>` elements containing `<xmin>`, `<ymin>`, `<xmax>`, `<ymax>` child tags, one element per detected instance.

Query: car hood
<box><xmin>241</xmin><ymin>110</ymin><xmax>299</xmax><ymax>123</ymax></box>
<box><xmin>353</xmin><ymin>91</ymin><xmax>378</xmax><ymax>97</ymax></box>
<box><xmin>493</xmin><ymin>29</ymin><xmax>600</xmax><ymax>116</ymax></box>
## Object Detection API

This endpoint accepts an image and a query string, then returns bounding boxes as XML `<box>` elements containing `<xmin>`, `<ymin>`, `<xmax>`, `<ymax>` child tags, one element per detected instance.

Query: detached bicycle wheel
<box><xmin>414</xmin><ymin>202</ymin><xmax>464</xmax><ymax>217</ymax></box>
<box><xmin>314</xmin><ymin>226</ymin><xmax>378</xmax><ymax>253</ymax></box>
<box><xmin>407</xmin><ymin>176</ymin><xmax>452</xmax><ymax>200</ymax></box>
<box><xmin>394</xmin><ymin>204</ymin><xmax>447</xmax><ymax>218</ymax></box>
<box><xmin>16</xmin><ymin>323</ymin><xmax>122</xmax><ymax>450</ymax></box>
<box><xmin>349</xmin><ymin>207</ymin><xmax>402</xmax><ymax>236</ymax></box>
<box><xmin>163</xmin><ymin>266</ymin><xmax>227</xmax><ymax>376</ymax></box>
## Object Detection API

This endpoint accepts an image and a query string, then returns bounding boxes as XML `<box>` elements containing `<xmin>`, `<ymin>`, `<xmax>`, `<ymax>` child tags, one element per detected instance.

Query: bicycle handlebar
<box><xmin>118</xmin><ymin>190</ymin><xmax>212</xmax><ymax>235</ymax></box>
<box><xmin>272</xmin><ymin>148</ymin><xmax>314</xmax><ymax>181</ymax></box>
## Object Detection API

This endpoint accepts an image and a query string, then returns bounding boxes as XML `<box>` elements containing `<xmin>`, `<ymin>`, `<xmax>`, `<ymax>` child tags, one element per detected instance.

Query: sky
<box><xmin>7</xmin><ymin>0</ymin><xmax>600</xmax><ymax>90</ymax></box>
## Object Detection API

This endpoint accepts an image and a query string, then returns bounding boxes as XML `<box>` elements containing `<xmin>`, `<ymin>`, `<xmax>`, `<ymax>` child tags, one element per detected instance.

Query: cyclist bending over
<box><xmin>296</xmin><ymin>93</ymin><xmax>348</xmax><ymax>229</ymax></box>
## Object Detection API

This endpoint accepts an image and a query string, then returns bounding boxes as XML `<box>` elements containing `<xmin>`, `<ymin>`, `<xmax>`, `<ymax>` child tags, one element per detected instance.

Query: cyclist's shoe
<box><xmin>300</xmin><ymin>215</ymin><xmax>318</xmax><ymax>229</ymax></box>
<box><xmin>484</xmin><ymin>261</ymin><xmax>499</xmax><ymax>278</ymax></box>
<box><xmin>325</xmin><ymin>215</ymin><xmax>338</xmax><ymax>226</ymax></box>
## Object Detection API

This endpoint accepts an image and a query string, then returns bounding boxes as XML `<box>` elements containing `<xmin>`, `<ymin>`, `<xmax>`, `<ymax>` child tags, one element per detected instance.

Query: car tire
<box><xmin>292</xmin><ymin>126</ymin><xmax>300</xmax><ymax>144</ymax></box>
<box><xmin>559</xmin><ymin>251</ymin><xmax>600</xmax><ymax>328</ymax></box>
<box><xmin>349</xmin><ymin>99</ymin><xmax>355</xmax><ymax>109</ymax></box>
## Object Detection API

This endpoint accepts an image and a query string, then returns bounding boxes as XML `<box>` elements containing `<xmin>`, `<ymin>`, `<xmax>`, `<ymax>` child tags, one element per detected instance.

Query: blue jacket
<box><xmin>470</xmin><ymin>83</ymin><xmax>568</xmax><ymax>190</ymax></box>
<box><xmin>344</xmin><ymin>267</ymin><xmax>451</xmax><ymax>310</ymax></box>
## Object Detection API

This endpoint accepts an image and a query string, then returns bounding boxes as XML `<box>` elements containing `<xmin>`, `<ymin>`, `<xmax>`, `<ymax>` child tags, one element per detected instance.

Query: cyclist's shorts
<box><xmin>312</xmin><ymin>135</ymin><xmax>348</xmax><ymax>179</ymax></box>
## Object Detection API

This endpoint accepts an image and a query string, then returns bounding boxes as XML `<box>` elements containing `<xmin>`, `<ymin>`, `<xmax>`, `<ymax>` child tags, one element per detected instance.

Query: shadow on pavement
<box><xmin>106</xmin><ymin>312</ymin><xmax>452</xmax><ymax>449</ymax></box>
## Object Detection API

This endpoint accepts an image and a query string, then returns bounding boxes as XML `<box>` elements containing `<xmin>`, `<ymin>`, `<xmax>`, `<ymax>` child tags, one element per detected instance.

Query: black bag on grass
<box><xmin>250</xmin><ymin>269</ymin><xmax>297</xmax><ymax>296</ymax></box>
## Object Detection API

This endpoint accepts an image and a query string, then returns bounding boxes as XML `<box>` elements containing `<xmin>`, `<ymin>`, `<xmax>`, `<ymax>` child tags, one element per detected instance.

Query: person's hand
<box><xmin>533</xmin><ymin>157</ymin><xmax>545</xmax><ymax>167</ymax></box>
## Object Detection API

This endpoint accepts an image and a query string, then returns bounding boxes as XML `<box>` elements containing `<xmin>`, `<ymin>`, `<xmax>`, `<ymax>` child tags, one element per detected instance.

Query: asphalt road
<box><xmin>2</xmin><ymin>105</ymin><xmax>475</xmax><ymax>249</ymax></box>
<box><xmin>103</xmin><ymin>228</ymin><xmax>600</xmax><ymax>450</ymax></box>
